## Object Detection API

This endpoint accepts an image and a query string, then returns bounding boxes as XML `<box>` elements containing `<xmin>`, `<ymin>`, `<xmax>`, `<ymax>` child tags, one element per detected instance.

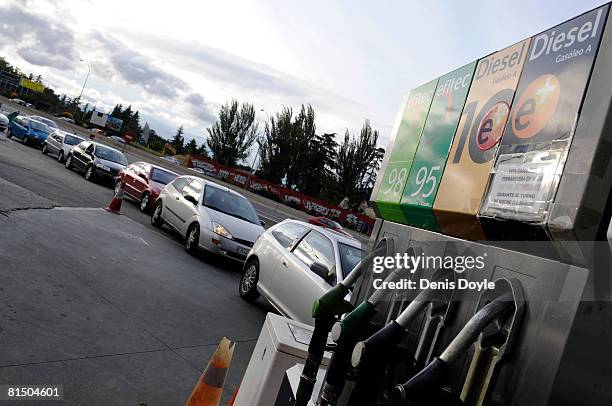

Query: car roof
<box><xmin>133</xmin><ymin>161</ymin><xmax>179</xmax><ymax>176</ymax></box>
<box><xmin>281</xmin><ymin>219</ymin><xmax>361</xmax><ymax>248</ymax></box>
<box><xmin>90</xmin><ymin>142</ymin><xmax>123</xmax><ymax>154</ymax></box>
<box><xmin>177</xmin><ymin>175</ymin><xmax>246</xmax><ymax>198</ymax></box>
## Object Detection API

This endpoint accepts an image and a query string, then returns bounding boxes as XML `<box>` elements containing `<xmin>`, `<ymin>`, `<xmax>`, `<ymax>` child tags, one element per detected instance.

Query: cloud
<box><xmin>90</xmin><ymin>32</ymin><xmax>189</xmax><ymax>99</ymax></box>
<box><xmin>0</xmin><ymin>4</ymin><xmax>77</xmax><ymax>70</ymax></box>
<box><xmin>184</xmin><ymin>93</ymin><xmax>216</xmax><ymax>124</ymax></box>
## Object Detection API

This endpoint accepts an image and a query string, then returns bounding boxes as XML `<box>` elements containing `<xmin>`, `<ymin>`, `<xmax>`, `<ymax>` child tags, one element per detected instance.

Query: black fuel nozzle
<box><xmin>294</xmin><ymin>239</ymin><xmax>394</xmax><ymax>406</ymax></box>
<box><xmin>391</xmin><ymin>293</ymin><xmax>514</xmax><ymax>405</ymax></box>
<box><xmin>318</xmin><ymin>249</ymin><xmax>422</xmax><ymax>406</ymax></box>
<box><xmin>344</xmin><ymin>276</ymin><xmax>447</xmax><ymax>406</ymax></box>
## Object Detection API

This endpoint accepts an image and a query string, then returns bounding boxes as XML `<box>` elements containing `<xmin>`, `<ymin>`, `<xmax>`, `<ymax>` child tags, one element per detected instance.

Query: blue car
<box><xmin>7</xmin><ymin>116</ymin><xmax>52</xmax><ymax>147</ymax></box>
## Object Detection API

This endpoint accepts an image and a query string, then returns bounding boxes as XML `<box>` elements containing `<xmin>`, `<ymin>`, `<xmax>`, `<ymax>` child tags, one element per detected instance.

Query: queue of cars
<box><xmin>3</xmin><ymin>111</ymin><xmax>364</xmax><ymax>326</ymax></box>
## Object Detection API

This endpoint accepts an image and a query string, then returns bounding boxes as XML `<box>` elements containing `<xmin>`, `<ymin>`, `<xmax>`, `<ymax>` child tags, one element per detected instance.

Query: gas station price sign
<box><xmin>372</xmin><ymin>79</ymin><xmax>437</xmax><ymax>223</ymax></box>
<box><xmin>433</xmin><ymin>39</ymin><xmax>530</xmax><ymax>240</ymax></box>
<box><xmin>480</xmin><ymin>4</ymin><xmax>609</xmax><ymax>223</ymax></box>
<box><xmin>400</xmin><ymin>61</ymin><xmax>476</xmax><ymax>231</ymax></box>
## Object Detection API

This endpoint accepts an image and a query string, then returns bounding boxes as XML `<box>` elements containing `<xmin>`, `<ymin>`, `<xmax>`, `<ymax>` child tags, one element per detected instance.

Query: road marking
<box><xmin>113</xmin><ymin>228</ymin><xmax>150</xmax><ymax>246</ymax></box>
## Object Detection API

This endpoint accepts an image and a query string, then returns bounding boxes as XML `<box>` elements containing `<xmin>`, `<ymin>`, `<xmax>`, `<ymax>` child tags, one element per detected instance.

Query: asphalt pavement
<box><xmin>0</xmin><ymin>134</ymin><xmax>272</xmax><ymax>404</ymax></box>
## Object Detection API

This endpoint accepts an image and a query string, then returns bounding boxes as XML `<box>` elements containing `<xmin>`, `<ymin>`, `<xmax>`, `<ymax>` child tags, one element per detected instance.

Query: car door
<box><xmin>162</xmin><ymin>177</ymin><xmax>191</xmax><ymax>229</ymax></box>
<box><xmin>174</xmin><ymin>179</ymin><xmax>203</xmax><ymax>235</ymax></box>
<box><xmin>72</xmin><ymin>141</ymin><xmax>89</xmax><ymax>170</ymax></box>
<box><xmin>258</xmin><ymin>222</ymin><xmax>309</xmax><ymax>296</ymax></box>
<box><xmin>49</xmin><ymin>132</ymin><xmax>62</xmax><ymax>154</ymax></box>
<box><xmin>122</xmin><ymin>163</ymin><xmax>142</xmax><ymax>198</ymax></box>
<box><xmin>271</xmin><ymin>229</ymin><xmax>337</xmax><ymax>324</ymax></box>
<box><xmin>132</xmin><ymin>163</ymin><xmax>151</xmax><ymax>199</ymax></box>
<box><xmin>12</xmin><ymin>117</ymin><xmax>26</xmax><ymax>139</ymax></box>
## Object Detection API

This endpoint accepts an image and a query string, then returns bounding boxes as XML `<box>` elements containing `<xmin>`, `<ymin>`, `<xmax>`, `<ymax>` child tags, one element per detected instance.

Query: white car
<box><xmin>238</xmin><ymin>220</ymin><xmax>363</xmax><ymax>325</ymax></box>
<box><xmin>42</xmin><ymin>130</ymin><xmax>85</xmax><ymax>162</ymax></box>
<box><xmin>151</xmin><ymin>175</ymin><xmax>265</xmax><ymax>261</ymax></box>
<box><xmin>0</xmin><ymin>113</ymin><xmax>8</xmax><ymax>132</ymax></box>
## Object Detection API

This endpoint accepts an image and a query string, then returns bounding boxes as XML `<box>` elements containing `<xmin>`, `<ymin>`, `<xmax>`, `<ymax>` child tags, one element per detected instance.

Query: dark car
<box><xmin>65</xmin><ymin>141</ymin><xmax>128</xmax><ymax>183</ymax></box>
<box><xmin>308</xmin><ymin>216</ymin><xmax>353</xmax><ymax>237</ymax></box>
<box><xmin>116</xmin><ymin>162</ymin><xmax>179</xmax><ymax>212</ymax></box>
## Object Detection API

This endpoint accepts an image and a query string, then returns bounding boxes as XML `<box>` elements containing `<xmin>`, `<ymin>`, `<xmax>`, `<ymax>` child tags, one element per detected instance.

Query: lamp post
<box><xmin>72</xmin><ymin>58</ymin><xmax>91</xmax><ymax>121</ymax></box>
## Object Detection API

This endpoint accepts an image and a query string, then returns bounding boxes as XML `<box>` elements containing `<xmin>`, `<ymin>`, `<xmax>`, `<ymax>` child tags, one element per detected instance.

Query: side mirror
<box><xmin>184</xmin><ymin>194</ymin><xmax>198</xmax><ymax>206</ymax></box>
<box><xmin>260</xmin><ymin>219</ymin><xmax>266</xmax><ymax>227</ymax></box>
<box><xmin>310</xmin><ymin>262</ymin><xmax>330</xmax><ymax>280</ymax></box>
<box><xmin>138</xmin><ymin>173</ymin><xmax>148</xmax><ymax>181</ymax></box>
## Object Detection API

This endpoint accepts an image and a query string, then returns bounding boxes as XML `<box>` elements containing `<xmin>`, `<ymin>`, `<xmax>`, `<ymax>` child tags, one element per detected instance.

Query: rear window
<box><xmin>64</xmin><ymin>134</ymin><xmax>82</xmax><ymax>145</ymax></box>
<box><xmin>150</xmin><ymin>168</ymin><xmax>178</xmax><ymax>185</ymax></box>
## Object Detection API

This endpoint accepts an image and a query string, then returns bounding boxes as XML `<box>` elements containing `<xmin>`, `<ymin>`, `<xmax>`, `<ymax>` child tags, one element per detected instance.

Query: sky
<box><xmin>0</xmin><ymin>0</ymin><xmax>607</xmax><ymax>158</ymax></box>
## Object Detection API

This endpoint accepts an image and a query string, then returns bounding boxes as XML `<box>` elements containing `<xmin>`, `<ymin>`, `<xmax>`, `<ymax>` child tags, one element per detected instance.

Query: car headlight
<box><xmin>97</xmin><ymin>163</ymin><xmax>111</xmax><ymax>171</ymax></box>
<box><xmin>212</xmin><ymin>222</ymin><xmax>233</xmax><ymax>239</ymax></box>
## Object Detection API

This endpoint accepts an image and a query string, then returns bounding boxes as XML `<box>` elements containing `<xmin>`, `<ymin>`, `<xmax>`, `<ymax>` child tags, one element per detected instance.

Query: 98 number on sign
<box><xmin>383</xmin><ymin>167</ymin><xmax>408</xmax><ymax>197</ymax></box>
<box><xmin>409</xmin><ymin>166</ymin><xmax>441</xmax><ymax>198</ymax></box>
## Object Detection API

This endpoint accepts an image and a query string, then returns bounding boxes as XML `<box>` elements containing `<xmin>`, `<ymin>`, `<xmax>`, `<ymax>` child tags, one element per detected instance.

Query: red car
<box><xmin>116</xmin><ymin>162</ymin><xmax>179</xmax><ymax>213</ymax></box>
<box><xmin>308</xmin><ymin>216</ymin><xmax>352</xmax><ymax>237</ymax></box>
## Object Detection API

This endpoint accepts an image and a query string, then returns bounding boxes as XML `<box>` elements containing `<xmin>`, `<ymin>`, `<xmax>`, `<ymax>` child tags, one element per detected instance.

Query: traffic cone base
<box><xmin>187</xmin><ymin>337</ymin><xmax>235</xmax><ymax>406</ymax></box>
<box><xmin>105</xmin><ymin>182</ymin><xmax>124</xmax><ymax>214</ymax></box>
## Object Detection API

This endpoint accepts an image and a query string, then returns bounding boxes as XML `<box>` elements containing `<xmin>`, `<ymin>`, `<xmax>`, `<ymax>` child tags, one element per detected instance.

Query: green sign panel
<box><xmin>400</xmin><ymin>62</ymin><xmax>476</xmax><ymax>229</ymax></box>
<box><xmin>374</xmin><ymin>79</ymin><xmax>437</xmax><ymax>223</ymax></box>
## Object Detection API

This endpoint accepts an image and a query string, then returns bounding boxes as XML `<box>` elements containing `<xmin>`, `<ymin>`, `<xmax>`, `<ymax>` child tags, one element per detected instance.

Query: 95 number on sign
<box><xmin>407</xmin><ymin>165</ymin><xmax>441</xmax><ymax>200</ymax></box>
<box><xmin>0</xmin><ymin>385</ymin><xmax>63</xmax><ymax>400</ymax></box>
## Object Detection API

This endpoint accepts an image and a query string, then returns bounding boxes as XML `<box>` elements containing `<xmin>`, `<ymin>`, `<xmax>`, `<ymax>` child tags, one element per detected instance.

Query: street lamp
<box><xmin>72</xmin><ymin>58</ymin><xmax>91</xmax><ymax>120</ymax></box>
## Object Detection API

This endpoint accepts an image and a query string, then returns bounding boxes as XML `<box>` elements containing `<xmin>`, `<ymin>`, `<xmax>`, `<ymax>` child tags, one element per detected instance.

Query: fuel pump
<box><xmin>294</xmin><ymin>238</ymin><xmax>396</xmax><ymax>406</ymax></box>
<box><xmin>317</xmin><ymin>247</ymin><xmax>424</xmax><ymax>406</ymax></box>
<box><xmin>391</xmin><ymin>279</ymin><xmax>524</xmax><ymax>405</ymax></box>
<box><xmin>345</xmin><ymin>269</ymin><xmax>456</xmax><ymax>406</ymax></box>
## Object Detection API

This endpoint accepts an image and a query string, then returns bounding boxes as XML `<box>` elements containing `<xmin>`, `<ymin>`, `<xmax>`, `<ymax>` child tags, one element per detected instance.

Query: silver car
<box><xmin>42</xmin><ymin>130</ymin><xmax>85</xmax><ymax>162</ymax></box>
<box><xmin>151</xmin><ymin>175</ymin><xmax>265</xmax><ymax>261</ymax></box>
<box><xmin>0</xmin><ymin>113</ymin><xmax>8</xmax><ymax>132</ymax></box>
<box><xmin>238</xmin><ymin>220</ymin><xmax>363</xmax><ymax>325</ymax></box>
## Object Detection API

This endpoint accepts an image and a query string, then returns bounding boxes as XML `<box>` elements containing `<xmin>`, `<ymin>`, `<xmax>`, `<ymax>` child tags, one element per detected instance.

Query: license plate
<box><xmin>236</xmin><ymin>247</ymin><xmax>249</xmax><ymax>256</ymax></box>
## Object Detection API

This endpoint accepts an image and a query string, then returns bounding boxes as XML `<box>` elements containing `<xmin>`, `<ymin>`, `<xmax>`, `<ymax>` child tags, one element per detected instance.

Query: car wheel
<box><xmin>139</xmin><ymin>192</ymin><xmax>150</xmax><ymax>213</ymax></box>
<box><xmin>85</xmin><ymin>165</ymin><xmax>96</xmax><ymax>181</ymax></box>
<box><xmin>23</xmin><ymin>136</ymin><xmax>29</xmax><ymax>146</ymax></box>
<box><xmin>42</xmin><ymin>143</ymin><xmax>48</xmax><ymax>155</ymax></box>
<box><xmin>65</xmin><ymin>154</ymin><xmax>73</xmax><ymax>169</ymax></box>
<box><xmin>185</xmin><ymin>223</ymin><xmax>200</xmax><ymax>255</ymax></box>
<box><xmin>151</xmin><ymin>201</ymin><xmax>164</xmax><ymax>228</ymax></box>
<box><xmin>57</xmin><ymin>150</ymin><xmax>64</xmax><ymax>163</ymax></box>
<box><xmin>239</xmin><ymin>259</ymin><xmax>261</xmax><ymax>302</ymax></box>
<box><xmin>6</xmin><ymin>129</ymin><xmax>11</xmax><ymax>138</ymax></box>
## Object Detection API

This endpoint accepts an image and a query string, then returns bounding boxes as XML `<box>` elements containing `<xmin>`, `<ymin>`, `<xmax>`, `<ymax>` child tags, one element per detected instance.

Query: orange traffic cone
<box><xmin>105</xmin><ymin>182</ymin><xmax>124</xmax><ymax>214</ymax></box>
<box><xmin>187</xmin><ymin>337</ymin><xmax>235</xmax><ymax>406</ymax></box>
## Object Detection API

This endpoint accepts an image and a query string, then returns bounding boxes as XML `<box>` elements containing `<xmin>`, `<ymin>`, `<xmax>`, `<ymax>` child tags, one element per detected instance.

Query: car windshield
<box><xmin>338</xmin><ymin>243</ymin><xmax>363</xmax><ymax>276</ymax></box>
<box><xmin>94</xmin><ymin>145</ymin><xmax>128</xmax><ymax>165</ymax></box>
<box><xmin>150</xmin><ymin>168</ymin><xmax>177</xmax><ymax>185</ymax></box>
<box><xmin>203</xmin><ymin>185</ymin><xmax>259</xmax><ymax>224</ymax></box>
<box><xmin>29</xmin><ymin>120</ymin><xmax>51</xmax><ymax>133</ymax></box>
<box><xmin>64</xmin><ymin>134</ymin><xmax>82</xmax><ymax>145</ymax></box>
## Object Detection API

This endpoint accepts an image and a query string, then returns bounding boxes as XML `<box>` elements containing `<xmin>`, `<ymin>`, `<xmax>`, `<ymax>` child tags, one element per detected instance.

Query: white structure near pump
<box><xmin>234</xmin><ymin>313</ymin><xmax>331</xmax><ymax>406</ymax></box>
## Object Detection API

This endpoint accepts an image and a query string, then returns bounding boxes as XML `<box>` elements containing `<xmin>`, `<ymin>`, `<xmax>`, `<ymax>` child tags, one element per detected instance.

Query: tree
<box><xmin>186</xmin><ymin>138</ymin><xmax>198</xmax><ymax>155</ymax></box>
<box><xmin>206</xmin><ymin>99</ymin><xmax>258</xmax><ymax>166</ymax></box>
<box><xmin>172</xmin><ymin>125</ymin><xmax>185</xmax><ymax>154</ymax></box>
<box><xmin>257</xmin><ymin>107</ymin><xmax>295</xmax><ymax>184</ymax></box>
<box><xmin>333</xmin><ymin>120</ymin><xmax>382</xmax><ymax>207</ymax></box>
<box><xmin>196</xmin><ymin>143</ymin><xmax>209</xmax><ymax>157</ymax></box>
